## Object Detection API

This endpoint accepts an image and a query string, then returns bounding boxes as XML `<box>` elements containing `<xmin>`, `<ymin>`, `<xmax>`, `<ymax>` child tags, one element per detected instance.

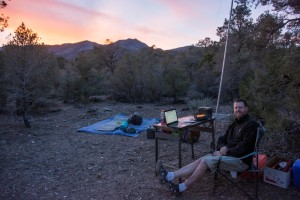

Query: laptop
<box><xmin>164</xmin><ymin>109</ymin><xmax>179</xmax><ymax>128</ymax></box>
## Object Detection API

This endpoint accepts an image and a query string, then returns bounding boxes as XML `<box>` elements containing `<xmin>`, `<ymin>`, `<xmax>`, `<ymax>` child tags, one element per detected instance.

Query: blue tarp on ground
<box><xmin>78</xmin><ymin>114</ymin><xmax>159</xmax><ymax>137</ymax></box>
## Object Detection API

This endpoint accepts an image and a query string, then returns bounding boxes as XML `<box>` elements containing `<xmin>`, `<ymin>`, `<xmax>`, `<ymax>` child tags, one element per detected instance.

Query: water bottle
<box><xmin>230</xmin><ymin>171</ymin><xmax>237</xmax><ymax>179</ymax></box>
<box><xmin>120</xmin><ymin>120</ymin><xmax>128</xmax><ymax>131</ymax></box>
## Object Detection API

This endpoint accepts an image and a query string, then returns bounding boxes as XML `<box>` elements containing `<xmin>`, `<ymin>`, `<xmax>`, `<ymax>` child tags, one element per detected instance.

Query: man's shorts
<box><xmin>202</xmin><ymin>154</ymin><xmax>249</xmax><ymax>173</ymax></box>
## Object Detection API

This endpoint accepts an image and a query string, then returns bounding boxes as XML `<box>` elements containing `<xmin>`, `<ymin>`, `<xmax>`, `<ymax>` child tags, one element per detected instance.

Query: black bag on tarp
<box><xmin>128</xmin><ymin>112</ymin><xmax>143</xmax><ymax>125</ymax></box>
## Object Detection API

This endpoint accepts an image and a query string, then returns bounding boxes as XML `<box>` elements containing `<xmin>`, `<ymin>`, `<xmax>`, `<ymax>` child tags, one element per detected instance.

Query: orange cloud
<box><xmin>4</xmin><ymin>0</ymin><xmax>120</xmax><ymax>44</ymax></box>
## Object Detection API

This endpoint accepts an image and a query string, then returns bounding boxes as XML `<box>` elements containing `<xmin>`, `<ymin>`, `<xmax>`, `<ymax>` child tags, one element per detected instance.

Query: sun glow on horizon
<box><xmin>1</xmin><ymin>0</ymin><xmax>259</xmax><ymax>49</ymax></box>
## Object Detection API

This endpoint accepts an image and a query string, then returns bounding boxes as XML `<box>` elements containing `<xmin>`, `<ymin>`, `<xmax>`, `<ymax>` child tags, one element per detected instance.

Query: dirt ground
<box><xmin>0</xmin><ymin>101</ymin><xmax>299</xmax><ymax>200</ymax></box>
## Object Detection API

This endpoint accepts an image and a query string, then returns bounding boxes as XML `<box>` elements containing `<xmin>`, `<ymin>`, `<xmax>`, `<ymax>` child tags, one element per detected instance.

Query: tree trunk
<box><xmin>23</xmin><ymin>111</ymin><xmax>31</xmax><ymax>128</ymax></box>
<box><xmin>22</xmin><ymin>97</ymin><xmax>31</xmax><ymax>128</ymax></box>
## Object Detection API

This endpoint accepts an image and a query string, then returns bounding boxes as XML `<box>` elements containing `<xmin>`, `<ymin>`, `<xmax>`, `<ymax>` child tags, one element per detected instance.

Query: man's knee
<box><xmin>193</xmin><ymin>157</ymin><xmax>203</xmax><ymax>165</ymax></box>
<box><xmin>200</xmin><ymin>159</ymin><xmax>209</xmax><ymax>169</ymax></box>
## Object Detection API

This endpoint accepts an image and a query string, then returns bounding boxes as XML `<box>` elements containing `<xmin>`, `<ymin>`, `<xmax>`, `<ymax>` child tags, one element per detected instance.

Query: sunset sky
<box><xmin>0</xmin><ymin>0</ymin><xmax>268</xmax><ymax>50</ymax></box>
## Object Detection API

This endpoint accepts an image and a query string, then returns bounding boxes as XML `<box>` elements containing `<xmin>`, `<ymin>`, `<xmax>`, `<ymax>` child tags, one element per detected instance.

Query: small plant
<box><xmin>187</xmin><ymin>97</ymin><xmax>214</xmax><ymax>112</ymax></box>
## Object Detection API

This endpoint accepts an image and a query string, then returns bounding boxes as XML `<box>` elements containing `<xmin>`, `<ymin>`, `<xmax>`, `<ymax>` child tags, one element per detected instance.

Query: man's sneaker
<box><xmin>168</xmin><ymin>181</ymin><xmax>181</xmax><ymax>196</ymax></box>
<box><xmin>155</xmin><ymin>160</ymin><xmax>168</xmax><ymax>184</ymax></box>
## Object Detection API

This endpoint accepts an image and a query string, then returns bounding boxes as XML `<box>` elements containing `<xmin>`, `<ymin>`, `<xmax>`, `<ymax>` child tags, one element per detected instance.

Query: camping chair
<box><xmin>213</xmin><ymin>121</ymin><xmax>266</xmax><ymax>200</ymax></box>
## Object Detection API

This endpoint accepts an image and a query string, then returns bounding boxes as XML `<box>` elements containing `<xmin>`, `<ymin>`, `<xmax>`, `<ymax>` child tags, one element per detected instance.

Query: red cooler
<box><xmin>293</xmin><ymin>159</ymin><xmax>300</xmax><ymax>188</ymax></box>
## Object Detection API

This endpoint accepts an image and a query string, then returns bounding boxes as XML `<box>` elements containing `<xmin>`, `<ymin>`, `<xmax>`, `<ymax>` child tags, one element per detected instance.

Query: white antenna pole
<box><xmin>215</xmin><ymin>0</ymin><xmax>234</xmax><ymax>118</ymax></box>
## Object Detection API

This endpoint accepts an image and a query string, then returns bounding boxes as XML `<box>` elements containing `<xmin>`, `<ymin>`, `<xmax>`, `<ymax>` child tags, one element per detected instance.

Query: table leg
<box><xmin>178</xmin><ymin>137</ymin><xmax>181</xmax><ymax>169</ymax></box>
<box><xmin>211</xmin><ymin>125</ymin><xmax>215</xmax><ymax>150</ymax></box>
<box><xmin>155</xmin><ymin>136</ymin><xmax>158</xmax><ymax>175</ymax></box>
<box><xmin>191</xmin><ymin>142</ymin><xmax>194</xmax><ymax>159</ymax></box>
<box><xmin>178</xmin><ymin>137</ymin><xmax>182</xmax><ymax>183</ymax></box>
<box><xmin>188</xmin><ymin>130</ymin><xmax>195</xmax><ymax>159</ymax></box>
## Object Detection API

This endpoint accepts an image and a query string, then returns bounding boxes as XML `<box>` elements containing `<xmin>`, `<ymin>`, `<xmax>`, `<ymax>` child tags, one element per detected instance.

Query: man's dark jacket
<box><xmin>217</xmin><ymin>114</ymin><xmax>259</xmax><ymax>166</ymax></box>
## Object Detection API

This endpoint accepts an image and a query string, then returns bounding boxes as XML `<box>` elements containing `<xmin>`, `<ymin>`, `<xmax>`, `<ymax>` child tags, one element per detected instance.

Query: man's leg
<box><xmin>184</xmin><ymin>159</ymin><xmax>209</xmax><ymax>187</ymax></box>
<box><xmin>169</xmin><ymin>159</ymin><xmax>209</xmax><ymax>195</ymax></box>
<box><xmin>173</xmin><ymin>157</ymin><xmax>203</xmax><ymax>179</ymax></box>
<box><xmin>156</xmin><ymin>157</ymin><xmax>205</xmax><ymax>184</ymax></box>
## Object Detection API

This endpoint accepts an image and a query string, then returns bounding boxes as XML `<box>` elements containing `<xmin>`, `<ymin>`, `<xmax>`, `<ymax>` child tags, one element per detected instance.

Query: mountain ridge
<box><xmin>1</xmin><ymin>38</ymin><xmax>193</xmax><ymax>60</ymax></box>
<box><xmin>48</xmin><ymin>38</ymin><xmax>149</xmax><ymax>60</ymax></box>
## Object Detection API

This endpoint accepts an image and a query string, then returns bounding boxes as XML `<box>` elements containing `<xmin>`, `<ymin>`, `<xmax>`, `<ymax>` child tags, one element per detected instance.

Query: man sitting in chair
<box><xmin>156</xmin><ymin>99</ymin><xmax>259</xmax><ymax>196</ymax></box>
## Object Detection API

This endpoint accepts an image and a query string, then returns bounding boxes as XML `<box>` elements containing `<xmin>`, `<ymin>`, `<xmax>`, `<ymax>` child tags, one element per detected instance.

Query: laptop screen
<box><xmin>164</xmin><ymin>109</ymin><xmax>178</xmax><ymax>125</ymax></box>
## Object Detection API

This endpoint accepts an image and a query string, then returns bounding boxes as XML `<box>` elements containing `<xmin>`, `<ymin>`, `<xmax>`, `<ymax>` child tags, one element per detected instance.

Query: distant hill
<box><xmin>48</xmin><ymin>38</ymin><xmax>149</xmax><ymax>60</ymax></box>
<box><xmin>48</xmin><ymin>40</ymin><xmax>100</xmax><ymax>60</ymax></box>
<box><xmin>168</xmin><ymin>45</ymin><xmax>195</xmax><ymax>53</ymax></box>
<box><xmin>112</xmin><ymin>38</ymin><xmax>148</xmax><ymax>51</ymax></box>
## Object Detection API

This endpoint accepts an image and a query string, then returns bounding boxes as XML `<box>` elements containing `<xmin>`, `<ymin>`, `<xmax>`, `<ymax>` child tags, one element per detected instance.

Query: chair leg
<box><xmin>213</xmin><ymin>171</ymin><xmax>218</xmax><ymax>193</ymax></box>
<box><xmin>255</xmin><ymin>173</ymin><xmax>259</xmax><ymax>199</ymax></box>
<box><xmin>214</xmin><ymin>171</ymin><xmax>259</xmax><ymax>200</ymax></box>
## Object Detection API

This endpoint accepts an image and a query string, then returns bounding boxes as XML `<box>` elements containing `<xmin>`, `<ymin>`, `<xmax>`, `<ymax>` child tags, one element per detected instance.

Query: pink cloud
<box><xmin>158</xmin><ymin>0</ymin><xmax>227</xmax><ymax>34</ymax></box>
<box><xmin>159</xmin><ymin>0</ymin><xmax>206</xmax><ymax>19</ymax></box>
<box><xmin>4</xmin><ymin>0</ymin><xmax>124</xmax><ymax>44</ymax></box>
<box><xmin>9</xmin><ymin>0</ymin><xmax>112</xmax><ymax>25</ymax></box>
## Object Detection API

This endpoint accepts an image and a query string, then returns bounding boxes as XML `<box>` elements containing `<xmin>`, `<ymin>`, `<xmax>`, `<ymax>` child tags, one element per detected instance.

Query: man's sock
<box><xmin>179</xmin><ymin>183</ymin><xmax>187</xmax><ymax>192</ymax></box>
<box><xmin>166</xmin><ymin>172</ymin><xmax>174</xmax><ymax>181</ymax></box>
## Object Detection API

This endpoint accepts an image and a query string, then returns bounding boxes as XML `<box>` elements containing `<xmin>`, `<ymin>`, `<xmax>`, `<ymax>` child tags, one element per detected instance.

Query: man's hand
<box><xmin>212</xmin><ymin>151</ymin><xmax>223</xmax><ymax>156</ymax></box>
<box><xmin>220</xmin><ymin>146</ymin><xmax>228</xmax><ymax>155</ymax></box>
